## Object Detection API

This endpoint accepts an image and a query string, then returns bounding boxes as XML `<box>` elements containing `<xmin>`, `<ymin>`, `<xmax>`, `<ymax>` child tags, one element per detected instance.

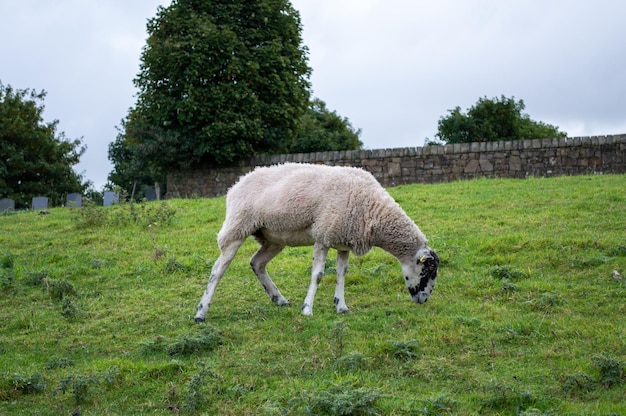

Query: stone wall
<box><xmin>166</xmin><ymin>134</ymin><xmax>626</xmax><ymax>198</ymax></box>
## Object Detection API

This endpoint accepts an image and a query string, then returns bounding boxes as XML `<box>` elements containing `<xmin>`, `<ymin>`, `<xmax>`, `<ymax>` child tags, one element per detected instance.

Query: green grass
<box><xmin>1</xmin><ymin>175</ymin><xmax>625</xmax><ymax>415</ymax></box>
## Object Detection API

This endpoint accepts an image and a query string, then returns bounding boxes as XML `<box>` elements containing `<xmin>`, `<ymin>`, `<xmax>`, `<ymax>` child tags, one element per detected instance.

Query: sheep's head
<box><xmin>402</xmin><ymin>247</ymin><xmax>439</xmax><ymax>304</ymax></box>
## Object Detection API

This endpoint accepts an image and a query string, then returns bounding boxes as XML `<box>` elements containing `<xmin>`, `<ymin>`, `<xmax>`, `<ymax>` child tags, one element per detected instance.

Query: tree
<box><xmin>116</xmin><ymin>0</ymin><xmax>311</xmax><ymax>179</ymax></box>
<box><xmin>107</xmin><ymin>120</ymin><xmax>164</xmax><ymax>200</ymax></box>
<box><xmin>0</xmin><ymin>82</ymin><xmax>87</xmax><ymax>209</ymax></box>
<box><xmin>435</xmin><ymin>95</ymin><xmax>567</xmax><ymax>144</ymax></box>
<box><xmin>288</xmin><ymin>98</ymin><xmax>362</xmax><ymax>153</ymax></box>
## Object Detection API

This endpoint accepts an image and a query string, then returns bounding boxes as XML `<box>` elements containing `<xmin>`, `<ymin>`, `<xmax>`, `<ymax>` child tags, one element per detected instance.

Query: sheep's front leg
<box><xmin>302</xmin><ymin>243</ymin><xmax>329</xmax><ymax>316</ymax></box>
<box><xmin>195</xmin><ymin>238</ymin><xmax>243</xmax><ymax>323</ymax></box>
<box><xmin>334</xmin><ymin>250</ymin><xmax>350</xmax><ymax>313</ymax></box>
<box><xmin>250</xmin><ymin>242</ymin><xmax>289</xmax><ymax>306</ymax></box>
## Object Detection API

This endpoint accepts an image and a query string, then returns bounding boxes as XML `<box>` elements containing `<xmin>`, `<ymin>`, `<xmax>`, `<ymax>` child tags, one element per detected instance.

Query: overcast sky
<box><xmin>1</xmin><ymin>1</ymin><xmax>625</xmax><ymax>189</ymax></box>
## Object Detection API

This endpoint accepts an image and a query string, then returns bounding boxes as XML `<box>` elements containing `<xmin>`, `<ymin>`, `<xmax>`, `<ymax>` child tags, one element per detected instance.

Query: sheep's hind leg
<box><xmin>302</xmin><ymin>243</ymin><xmax>329</xmax><ymax>316</ymax></box>
<box><xmin>195</xmin><ymin>238</ymin><xmax>244</xmax><ymax>323</ymax></box>
<box><xmin>334</xmin><ymin>250</ymin><xmax>350</xmax><ymax>313</ymax></box>
<box><xmin>250</xmin><ymin>242</ymin><xmax>289</xmax><ymax>306</ymax></box>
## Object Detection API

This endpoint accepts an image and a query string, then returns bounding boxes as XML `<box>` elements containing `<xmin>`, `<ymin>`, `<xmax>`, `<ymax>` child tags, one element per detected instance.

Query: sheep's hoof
<box><xmin>301</xmin><ymin>303</ymin><xmax>313</xmax><ymax>316</ymax></box>
<box><xmin>337</xmin><ymin>307</ymin><xmax>350</xmax><ymax>314</ymax></box>
<box><xmin>194</xmin><ymin>317</ymin><xmax>205</xmax><ymax>324</ymax></box>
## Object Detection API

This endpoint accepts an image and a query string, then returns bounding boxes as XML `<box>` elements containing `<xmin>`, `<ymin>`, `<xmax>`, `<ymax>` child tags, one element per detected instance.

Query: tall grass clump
<box><xmin>0</xmin><ymin>251</ymin><xmax>16</xmax><ymax>292</ymax></box>
<box><xmin>303</xmin><ymin>383</ymin><xmax>382</xmax><ymax>416</ymax></box>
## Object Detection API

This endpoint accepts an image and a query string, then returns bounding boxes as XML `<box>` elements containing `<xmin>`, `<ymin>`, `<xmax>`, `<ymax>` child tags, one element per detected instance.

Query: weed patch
<box><xmin>333</xmin><ymin>352</ymin><xmax>368</xmax><ymax>372</ymax></box>
<box><xmin>0</xmin><ymin>251</ymin><xmax>16</xmax><ymax>292</ymax></box>
<box><xmin>420</xmin><ymin>393</ymin><xmax>457</xmax><ymax>414</ymax></box>
<box><xmin>562</xmin><ymin>353</ymin><xmax>624</xmax><ymax>396</ymax></box>
<box><xmin>481</xmin><ymin>383</ymin><xmax>536</xmax><ymax>413</ymax></box>
<box><xmin>140</xmin><ymin>326</ymin><xmax>223</xmax><ymax>357</ymax></box>
<box><xmin>378</xmin><ymin>339</ymin><xmax>420</xmax><ymax>360</ymax></box>
<box><xmin>1</xmin><ymin>372</ymin><xmax>46</xmax><ymax>398</ymax></box>
<box><xmin>22</xmin><ymin>270</ymin><xmax>49</xmax><ymax>286</ymax></box>
<box><xmin>55</xmin><ymin>366</ymin><xmax>120</xmax><ymax>405</ymax></box>
<box><xmin>525</xmin><ymin>292</ymin><xmax>563</xmax><ymax>312</ymax></box>
<box><xmin>45</xmin><ymin>357</ymin><xmax>76</xmax><ymax>370</ymax></box>
<box><xmin>179</xmin><ymin>362</ymin><xmax>217</xmax><ymax>413</ymax></box>
<box><xmin>45</xmin><ymin>278</ymin><xmax>76</xmax><ymax>300</ymax></box>
<box><xmin>303</xmin><ymin>382</ymin><xmax>382</xmax><ymax>416</ymax></box>
<box><xmin>593</xmin><ymin>354</ymin><xmax>624</xmax><ymax>388</ymax></box>
<box><xmin>607</xmin><ymin>245</ymin><xmax>626</xmax><ymax>257</ymax></box>
<box><xmin>490</xmin><ymin>265</ymin><xmax>529</xmax><ymax>281</ymax></box>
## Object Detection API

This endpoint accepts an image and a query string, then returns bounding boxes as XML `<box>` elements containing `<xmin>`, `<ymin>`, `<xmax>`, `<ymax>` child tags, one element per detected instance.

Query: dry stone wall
<box><xmin>166</xmin><ymin>134</ymin><xmax>626</xmax><ymax>198</ymax></box>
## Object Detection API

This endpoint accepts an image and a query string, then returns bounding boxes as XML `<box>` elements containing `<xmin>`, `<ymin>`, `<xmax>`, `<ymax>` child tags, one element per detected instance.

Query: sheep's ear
<box><xmin>417</xmin><ymin>249</ymin><xmax>439</xmax><ymax>271</ymax></box>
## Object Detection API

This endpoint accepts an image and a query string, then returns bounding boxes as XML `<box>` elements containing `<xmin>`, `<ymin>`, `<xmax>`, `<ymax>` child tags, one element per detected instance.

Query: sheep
<box><xmin>194</xmin><ymin>163</ymin><xmax>439</xmax><ymax>322</ymax></box>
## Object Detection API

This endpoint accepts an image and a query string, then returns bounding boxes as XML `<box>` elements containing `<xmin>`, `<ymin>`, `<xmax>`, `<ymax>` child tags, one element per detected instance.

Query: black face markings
<box><xmin>417</xmin><ymin>249</ymin><xmax>439</xmax><ymax>292</ymax></box>
<box><xmin>408</xmin><ymin>286</ymin><xmax>419</xmax><ymax>297</ymax></box>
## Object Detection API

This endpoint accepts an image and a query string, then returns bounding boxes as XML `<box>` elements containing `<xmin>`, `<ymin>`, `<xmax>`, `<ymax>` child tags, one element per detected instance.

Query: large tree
<box><xmin>0</xmin><ymin>82</ymin><xmax>87</xmax><ymax>209</ymax></box>
<box><xmin>436</xmin><ymin>95</ymin><xmax>567</xmax><ymax>144</ymax></box>
<box><xmin>288</xmin><ymin>98</ymin><xmax>362</xmax><ymax>153</ymax></box>
<box><xmin>116</xmin><ymin>0</ymin><xmax>311</xmax><ymax>178</ymax></box>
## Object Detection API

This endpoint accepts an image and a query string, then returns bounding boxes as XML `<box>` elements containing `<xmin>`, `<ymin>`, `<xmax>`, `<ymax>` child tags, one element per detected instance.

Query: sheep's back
<box><xmin>224</xmin><ymin>164</ymin><xmax>384</xmax><ymax>237</ymax></box>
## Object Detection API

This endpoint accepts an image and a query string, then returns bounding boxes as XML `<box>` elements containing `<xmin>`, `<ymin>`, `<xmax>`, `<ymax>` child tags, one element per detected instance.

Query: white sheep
<box><xmin>194</xmin><ymin>163</ymin><xmax>439</xmax><ymax>322</ymax></box>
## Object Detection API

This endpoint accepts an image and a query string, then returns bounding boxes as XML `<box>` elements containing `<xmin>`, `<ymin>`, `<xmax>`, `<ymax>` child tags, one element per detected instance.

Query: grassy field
<box><xmin>1</xmin><ymin>174</ymin><xmax>625</xmax><ymax>415</ymax></box>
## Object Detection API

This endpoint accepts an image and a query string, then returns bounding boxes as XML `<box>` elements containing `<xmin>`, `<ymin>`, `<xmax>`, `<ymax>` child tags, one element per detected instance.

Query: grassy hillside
<box><xmin>1</xmin><ymin>174</ymin><xmax>625</xmax><ymax>415</ymax></box>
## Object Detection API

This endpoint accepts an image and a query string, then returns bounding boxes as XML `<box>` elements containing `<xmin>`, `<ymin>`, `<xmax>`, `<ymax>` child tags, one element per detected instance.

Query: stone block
<box><xmin>66</xmin><ymin>193</ymin><xmax>82</xmax><ymax>207</ymax></box>
<box><xmin>104</xmin><ymin>191</ymin><xmax>119</xmax><ymax>206</ymax></box>
<box><xmin>32</xmin><ymin>196</ymin><xmax>48</xmax><ymax>211</ymax></box>
<box><xmin>0</xmin><ymin>198</ymin><xmax>15</xmax><ymax>212</ymax></box>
